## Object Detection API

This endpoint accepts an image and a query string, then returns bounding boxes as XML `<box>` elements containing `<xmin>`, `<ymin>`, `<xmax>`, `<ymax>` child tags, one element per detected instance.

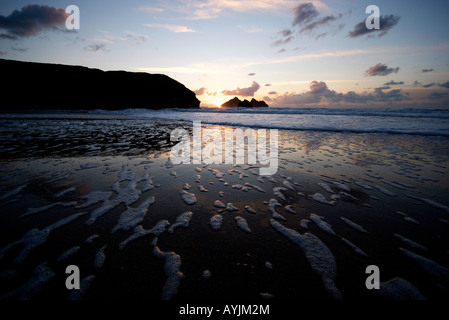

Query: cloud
<box><xmin>299</xmin><ymin>14</ymin><xmax>342</xmax><ymax>34</ymax></box>
<box><xmin>427</xmin><ymin>92</ymin><xmax>448</xmax><ymax>100</ymax></box>
<box><xmin>84</xmin><ymin>43</ymin><xmax>108</xmax><ymax>52</ymax></box>
<box><xmin>126</xmin><ymin>32</ymin><xmax>148</xmax><ymax>43</ymax></box>
<box><xmin>384</xmin><ymin>80</ymin><xmax>404</xmax><ymax>86</ymax></box>
<box><xmin>273</xmin><ymin>80</ymin><xmax>409</xmax><ymax>107</ymax></box>
<box><xmin>309</xmin><ymin>80</ymin><xmax>328</xmax><ymax>94</ymax></box>
<box><xmin>248</xmin><ymin>73</ymin><xmax>256</xmax><ymax>76</ymax></box>
<box><xmin>364</xmin><ymin>63</ymin><xmax>400</xmax><ymax>77</ymax></box>
<box><xmin>421</xmin><ymin>68</ymin><xmax>434</xmax><ymax>73</ymax></box>
<box><xmin>271</xmin><ymin>36</ymin><xmax>294</xmax><ymax>47</ymax></box>
<box><xmin>221</xmin><ymin>81</ymin><xmax>261</xmax><ymax>97</ymax></box>
<box><xmin>194</xmin><ymin>87</ymin><xmax>207</xmax><ymax>95</ymax></box>
<box><xmin>11</xmin><ymin>47</ymin><xmax>28</xmax><ymax>52</ymax></box>
<box><xmin>281</xmin><ymin>29</ymin><xmax>292</xmax><ymax>37</ymax></box>
<box><xmin>126</xmin><ymin>31</ymin><xmax>148</xmax><ymax>46</ymax></box>
<box><xmin>136</xmin><ymin>7</ymin><xmax>164</xmax><ymax>13</ymax></box>
<box><xmin>181</xmin><ymin>0</ymin><xmax>298</xmax><ymax>20</ymax></box>
<box><xmin>144</xmin><ymin>24</ymin><xmax>196</xmax><ymax>33</ymax></box>
<box><xmin>292</xmin><ymin>3</ymin><xmax>319</xmax><ymax>26</ymax></box>
<box><xmin>238</xmin><ymin>25</ymin><xmax>264</xmax><ymax>33</ymax></box>
<box><xmin>268</xmin><ymin>91</ymin><xmax>277</xmax><ymax>95</ymax></box>
<box><xmin>348</xmin><ymin>14</ymin><xmax>400</xmax><ymax>38</ymax></box>
<box><xmin>0</xmin><ymin>4</ymin><xmax>69</xmax><ymax>39</ymax></box>
<box><xmin>272</xmin><ymin>2</ymin><xmax>343</xmax><ymax>47</ymax></box>
<box><xmin>414</xmin><ymin>81</ymin><xmax>449</xmax><ymax>89</ymax></box>
<box><xmin>439</xmin><ymin>81</ymin><xmax>449</xmax><ymax>89</ymax></box>
<box><xmin>0</xmin><ymin>33</ymin><xmax>18</xmax><ymax>40</ymax></box>
<box><xmin>263</xmin><ymin>96</ymin><xmax>272</xmax><ymax>102</ymax></box>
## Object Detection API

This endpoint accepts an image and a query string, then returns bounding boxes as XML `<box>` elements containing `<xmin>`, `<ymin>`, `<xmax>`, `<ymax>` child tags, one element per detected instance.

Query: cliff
<box><xmin>0</xmin><ymin>59</ymin><xmax>200</xmax><ymax>110</ymax></box>
<box><xmin>221</xmin><ymin>97</ymin><xmax>269</xmax><ymax>108</ymax></box>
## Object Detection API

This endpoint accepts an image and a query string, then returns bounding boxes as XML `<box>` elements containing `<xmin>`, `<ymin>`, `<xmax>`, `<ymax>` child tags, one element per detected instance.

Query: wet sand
<box><xmin>0</xmin><ymin>116</ymin><xmax>448</xmax><ymax>300</ymax></box>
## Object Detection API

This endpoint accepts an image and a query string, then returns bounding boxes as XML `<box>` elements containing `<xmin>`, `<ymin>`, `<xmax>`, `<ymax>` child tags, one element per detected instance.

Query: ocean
<box><xmin>0</xmin><ymin>107</ymin><xmax>448</xmax><ymax>301</ymax></box>
<box><xmin>95</xmin><ymin>107</ymin><xmax>449</xmax><ymax>136</ymax></box>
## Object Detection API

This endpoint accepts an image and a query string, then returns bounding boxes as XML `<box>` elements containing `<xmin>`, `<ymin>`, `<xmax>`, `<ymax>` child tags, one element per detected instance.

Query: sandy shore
<box><xmin>0</xmin><ymin>116</ymin><xmax>448</xmax><ymax>300</ymax></box>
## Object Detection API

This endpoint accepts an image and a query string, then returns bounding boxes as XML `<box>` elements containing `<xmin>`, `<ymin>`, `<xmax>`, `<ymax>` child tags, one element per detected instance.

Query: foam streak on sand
<box><xmin>245</xmin><ymin>182</ymin><xmax>265</xmax><ymax>193</ymax></box>
<box><xmin>400</xmin><ymin>248</ymin><xmax>449</xmax><ymax>279</ymax></box>
<box><xmin>340</xmin><ymin>217</ymin><xmax>368</xmax><ymax>233</ymax></box>
<box><xmin>285</xmin><ymin>205</ymin><xmax>296</xmax><ymax>214</ymax></box>
<box><xmin>57</xmin><ymin>246</ymin><xmax>80</xmax><ymax>261</ymax></box>
<box><xmin>0</xmin><ymin>212</ymin><xmax>86</xmax><ymax>264</ymax></box>
<box><xmin>67</xmin><ymin>275</ymin><xmax>95</xmax><ymax>300</ymax></box>
<box><xmin>112</xmin><ymin>196</ymin><xmax>155</xmax><ymax>233</ymax></box>
<box><xmin>86</xmin><ymin>177</ymin><xmax>142</xmax><ymax>225</ymax></box>
<box><xmin>210</xmin><ymin>215</ymin><xmax>223</xmax><ymax>231</ymax></box>
<box><xmin>168</xmin><ymin>212</ymin><xmax>193</xmax><ymax>233</ymax></box>
<box><xmin>354</xmin><ymin>181</ymin><xmax>373</xmax><ymax>190</ymax></box>
<box><xmin>379</xmin><ymin>277</ymin><xmax>426</xmax><ymax>300</ymax></box>
<box><xmin>94</xmin><ymin>245</ymin><xmax>107</xmax><ymax>269</ymax></box>
<box><xmin>2</xmin><ymin>262</ymin><xmax>55</xmax><ymax>300</ymax></box>
<box><xmin>214</xmin><ymin>200</ymin><xmax>226</xmax><ymax>208</ymax></box>
<box><xmin>21</xmin><ymin>201</ymin><xmax>77</xmax><ymax>218</ymax></box>
<box><xmin>311</xmin><ymin>193</ymin><xmax>337</xmax><ymax>206</ymax></box>
<box><xmin>55</xmin><ymin>187</ymin><xmax>76</xmax><ymax>198</ymax></box>
<box><xmin>407</xmin><ymin>195</ymin><xmax>449</xmax><ymax>213</ymax></box>
<box><xmin>374</xmin><ymin>185</ymin><xmax>396</xmax><ymax>197</ymax></box>
<box><xmin>152</xmin><ymin>237</ymin><xmax>184</xmax><ymax>300</ymax></box>
<box><xmin>394</xmin><ymin>234</ymin><xmax>428</xmax><ymax>252</ymax></box>
<box><xmin>269</xmin><ymin>198</ymin><xmax>286</xmax><ymax>221</ymax></box>
<box><xmin>180</xmin><ymin>190</ymin><xmax>197</xmax><ymax>205</ymax></box>
<box><xmin>270</xmin><ymin>219</ymin><xmax>342</xmax><ymax>300</ymax></box>
<box><xmin>340</xmin><ymin>238</ymin><xmax>367</xmax><ymax>257</ymax></box>
<box><xmin>119</xmin><ymin>220</ymin><xmax>170</xmax><ymax>249</ymax></box>
<box><xmin>273</xmin><ymin>187</ymin><xmax>287</xmax><ymax>200</ymax></box>
<box><xmin>226</xmin><ymin>202</ymin><xmax>238</xmax><ymax>212</ymax></box>
<box><xmin>0</xmin><ymin>184</ymin><xmax>27</xmax><ymax>201</ymax></box>
<box><xmin>310</xmin><ymin>214</ymin><xmax>336</xmax><ymax>236</ymax></box>
<box><xmin>75</xmin><ymin>191</ymin><xmax>112</xmax><ymax>209</ymax></box>
<box><xmin>318</xmin><ymin>182</ymin><xmax>334</xmax><ymax>194</ymax></box>
<box><xmin>245</xmin><ymin>205</ymin><xmax>256</xmax><ymax>214</ymax></box>
<box><xmin>235</xmin><ymin>216</ymin><xmax>251</xmax><ymax>233</ymax></box>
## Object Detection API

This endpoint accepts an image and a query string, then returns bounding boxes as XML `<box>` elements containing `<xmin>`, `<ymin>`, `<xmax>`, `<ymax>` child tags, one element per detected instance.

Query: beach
<box><xmin>0</xmin><ymin>112</ymin><xmax>448</xmax><ymax>300</ymax></box>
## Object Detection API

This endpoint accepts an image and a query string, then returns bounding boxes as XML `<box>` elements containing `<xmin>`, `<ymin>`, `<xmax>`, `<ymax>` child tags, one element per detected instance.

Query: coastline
<box><xmin>0</xmin><ymin>115</ymin><xmax>448</xmax><ymax>300</ymax></box>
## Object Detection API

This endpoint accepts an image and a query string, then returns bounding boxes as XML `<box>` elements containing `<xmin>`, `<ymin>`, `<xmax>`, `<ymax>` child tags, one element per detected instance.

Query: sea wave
<box><xmin>1</xmin><ymin>108</ymin><xmax>448</xmax><ymax>137</ymax></box>
<box><xmin>171</xmin><ymin>107</ymin><xmax>449</xmax><ymax>119</ymax></box>
<box><xmin>91</xmin><ymin>107</ymin><xmax>449</xmax><ymax>137</ymax></box>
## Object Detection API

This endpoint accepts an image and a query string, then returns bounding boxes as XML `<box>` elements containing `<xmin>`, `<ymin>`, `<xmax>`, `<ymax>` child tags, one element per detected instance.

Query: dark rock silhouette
<box><xmin>250</xmin><ymin>98</ymin><xmax>269</xmax><ymax>108</ymax></box>
<box><xmin>0</xmin><ymin>59</ymin><xmax>200</xmax><ymax>110</ymax></box>
<box><xmin>238</xmin><ymin>99</ymin><xmax>253</xmax><ymax>108</ymax></box>
<box><xmin>221</xmin><ymin>97</ymin><xmax>241</xmax><ymax>108</ymax></box>
<box><xmin>221</xmin><ymin>97</ymin><xmax>269</xmax><ymax>108</ymax></box>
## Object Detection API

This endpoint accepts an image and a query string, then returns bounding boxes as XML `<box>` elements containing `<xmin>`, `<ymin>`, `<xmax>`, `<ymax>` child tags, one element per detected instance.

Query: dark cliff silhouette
<box><xmin>221</xmin><ymin>97</ymin><xmax>269</xmax><ymax>108</ymax></box>
<box><xmin>0</xmin><ymin>59</ymin><xmax>200</xmax><ymax>110</ymax></box>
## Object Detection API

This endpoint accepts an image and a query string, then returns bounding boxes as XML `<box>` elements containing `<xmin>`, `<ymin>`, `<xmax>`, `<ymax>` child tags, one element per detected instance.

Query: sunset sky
<box><xmin>1</xmin><ymin>0</ymin><xmax>448</xmax><ymax>108</ymax></box>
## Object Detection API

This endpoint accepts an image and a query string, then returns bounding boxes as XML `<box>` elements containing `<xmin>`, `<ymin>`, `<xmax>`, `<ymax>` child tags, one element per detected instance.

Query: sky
<box><xmin>0</xmin><ymin>0</ymin><xmax>448</xmax><ymax>108</ymax></box>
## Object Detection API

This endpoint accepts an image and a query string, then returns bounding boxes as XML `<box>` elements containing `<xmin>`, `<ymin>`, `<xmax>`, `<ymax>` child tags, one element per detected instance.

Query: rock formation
<box><xmin>0</xmin><ymin>59</ymin><xmax>200</xmax><ymax>110</ymax></box>
<box><xmin>220</xmin><ymin>97</ymin><xmax>241</xmax><ymax>108</ymax></box>
<box><xmin>221</xmin><ymin>97</ymin><xmax>269</xmax><ymax>108</ymax></box>
<box><xmin>250</xmin><ymin>98</ymin><xmax>269</xmax><ymax>108</ymax></box>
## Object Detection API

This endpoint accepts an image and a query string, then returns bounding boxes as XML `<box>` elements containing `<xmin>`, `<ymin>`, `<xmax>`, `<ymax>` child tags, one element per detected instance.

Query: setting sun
<box><xmin>199</xmin><ymin>92</ymin><xmax>228</xmax><ymax>108</ymax></box>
